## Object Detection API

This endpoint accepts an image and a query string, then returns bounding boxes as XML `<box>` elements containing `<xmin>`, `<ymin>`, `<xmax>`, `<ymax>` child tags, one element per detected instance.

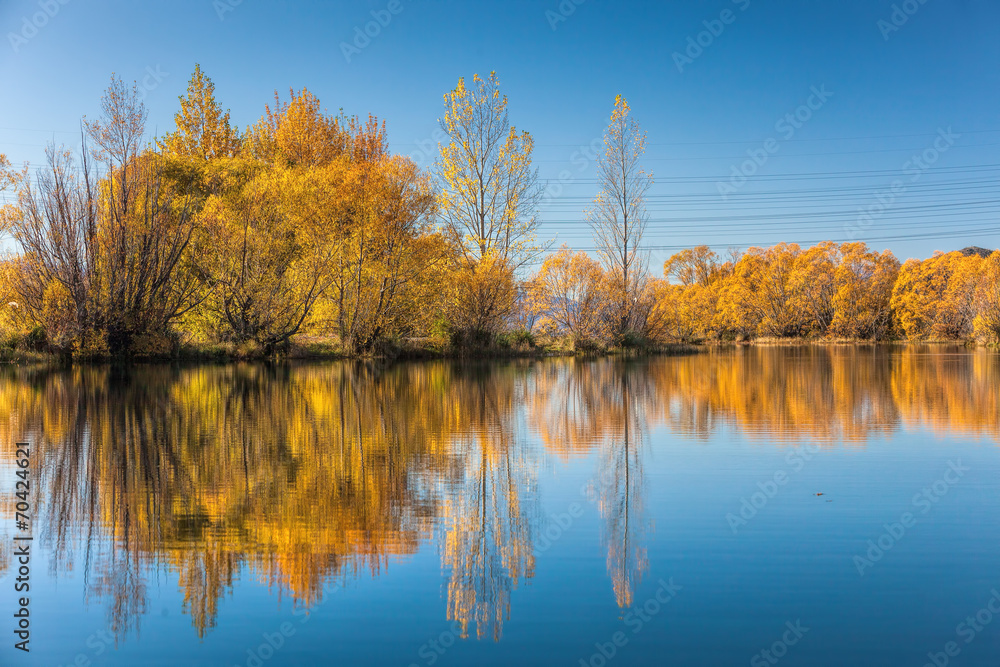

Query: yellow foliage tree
<box><xmin>437</xmin><ymin>72</ymin><xmax>542</xmax><ymax>270</ymax></box>
<box><xmin>309</xmin><ymin>133</ymin><xmax>440</xmax><ymax>352</ymax></box>
<box><xmin>973</xmin><ymin>251</ymin><xmax>1000</xmax><ymax>343</ymax></box>
<box><xmin>829</xmin><ymin>243</ymin><xmax>899</xmax><ymax>339</ymax></box>
<box><xmin>663</xmin><ymin>245</ymin><xmax>722</xmax><ymax>287</ymax></box>
<box><xmin>244</xmin><ymin>88</ymin><xmax>347</xmax><ymax>167</ymax></box>
<box><xmin>716</xmin><ymin>243</ymin><xmax>803</xmax><ymax>338</ymax></box>
<box><xmin>650</xmin><ymin>281</ymin><xmax>719</xmax><ymax>342</ymax></box>
<box><xmin>158</xmin><ymin>65</ymin><xmax>240</xmax><ymax>160</ymax></box>
<box><xmin>788</xmin><ymin>241</ymin><xmax>840</xmax><ymax>334</ymax></box>
<box><xmin>445</xmin><ymin>254</ymin><xmax>517</xmax><ymax>346</ymax></box>
<box><xmin>194</xmin><ymin>165</ymin><xmax>333</xmax><ymax>349</ymax></box>
<box><xmin>891</xmin><ymin>251</ymin><xmax>982</xmax><ymax>340</ymax></box>
<box><xmin>531</xmin><ymin>246</ymin><xmax>604</xmax><ymax>343</ymax></box>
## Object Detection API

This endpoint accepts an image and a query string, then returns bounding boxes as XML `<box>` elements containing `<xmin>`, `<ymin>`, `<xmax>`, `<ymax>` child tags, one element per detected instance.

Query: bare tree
<box><xmin>587</xmin><ymin>96</ymin><xmax>652</xmax><ymax>343</ymax></box>
<box><xmin>10</xmin><ymin>144</ymin><xmax>98</xmax><ymax>340</ymax></box>
<box><xmin>10</xmin><ymin>76</ymin><xmax>197</xmax><ymax>354</ymax></box>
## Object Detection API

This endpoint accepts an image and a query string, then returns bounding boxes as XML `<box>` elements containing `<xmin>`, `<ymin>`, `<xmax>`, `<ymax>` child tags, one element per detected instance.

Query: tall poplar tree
<box><xmin>436</xmin><ymin>72</ymin><xmax>542</xmax><ymax>269</ymax></box>
<box><xmin>159</xmin><ymin>65</ymin><xmax>240</xmax><ymax>160</ymax></box>
<box><xmin>587</xmin><ymin>96</ymin><xmax>652</xmax><ymax>342</ymax></box>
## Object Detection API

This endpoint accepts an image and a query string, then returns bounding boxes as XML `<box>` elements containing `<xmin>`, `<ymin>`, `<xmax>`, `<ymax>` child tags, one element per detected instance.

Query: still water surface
<box><xmin>2</xmin><ymin>346</ymin><xmax>1000</xmax><ymax>666</ymax></box>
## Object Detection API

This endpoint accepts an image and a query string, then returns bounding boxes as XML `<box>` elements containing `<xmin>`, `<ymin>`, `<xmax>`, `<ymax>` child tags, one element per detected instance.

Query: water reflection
<box><xmin>442</xmin><ymin>366</ymin><xmax>536</xmax><ymax>640</ymax></box>
<box><xmin>1</xmin><ymin>346</ymin><xmax>1000</xmax><ymax>642</ymax></box>
<box><xmin>593</xmin><ymin>371</ymin><xmax>649</xmax><ymax>609</ymax></box>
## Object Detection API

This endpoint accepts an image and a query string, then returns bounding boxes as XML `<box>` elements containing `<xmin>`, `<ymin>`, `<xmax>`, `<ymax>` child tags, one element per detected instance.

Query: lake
<box><xmin>2</xmin><ymin>345</ymin><xmax>1000</xmax><ymax>666</ymax></box>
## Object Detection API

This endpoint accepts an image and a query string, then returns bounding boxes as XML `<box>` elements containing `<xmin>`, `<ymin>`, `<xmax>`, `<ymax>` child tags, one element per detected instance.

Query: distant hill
<box><xmin>958</xmin><ymin>246</ymin><xmax>995</xmax><ymax>258</ymax></box>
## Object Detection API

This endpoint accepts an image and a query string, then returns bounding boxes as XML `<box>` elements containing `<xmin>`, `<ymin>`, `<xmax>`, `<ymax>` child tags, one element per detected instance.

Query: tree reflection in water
<box><xmin>1</xmin><ymin>346</ymin><xmax>1000</xmax><ymax>640</ymax></box>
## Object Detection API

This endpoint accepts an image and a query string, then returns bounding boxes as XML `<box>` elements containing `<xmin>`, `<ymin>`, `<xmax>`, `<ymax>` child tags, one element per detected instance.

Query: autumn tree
<box><xmin>829</xmin><ymin>243</ymin><xmax>899</xmax><ymax>340</ymax></box>
<box><xmin>532</xmin><ymin>246</ymin><xmax>604</xmax><ymax>344</ymax></box>
<box><xmin>716</xmin><ymin>243</ymin><xmax>803</xmax><ymax>339</ymax></box>
<box><xmin>83</xmin><ymin>76</ymin><xmax>199</xmax><ymax>353</ymax></box>
<box><xmin>893</xmin><ymin>256</ymin><xmax>940</xmax><ymax>339</ymax></box>
<box><xmin>891</xmin><ymin>251</ymin><xmax>981</xmax><ymax>340</ymax></box>
<box><xmin>512</xmin><ymin>278</ymin><xmax>544</xmax><ymax>333</ymax></box>
<box><xmin>649</xmin><ymin>280</ymin><xmax>719</xmax><ymax>342</ymax></box>
<box><xmin>0</xmin><ymin>153</ymin><xmax>15</xmax><ymax>195</ymax></box>
<box><xmin>437</xmin><ymin>72</ymin><xmax>542</xmax><ymax>268</ymax></box>
<box><xmin>939</xmin><ymin>252</ymin><xmax>983</xmax><ymax>338</ymax></box>
<box><xmin>159</xmin><ymin>65</ymin><xmax>240</xmax><ymax>160</ymax></box>
<box><xmin>651</xmin><ymin>246</ymin><xmax>738</xmax><ymax>342</ymax></box>
<box><xmin>308</xmin><ymin>119</ymin><xmax>439</xmax><ymax>353</ymax></box>
<box><xmin>244</xmin><ymin>88</ymin><xmax>347</xmax><ymax>168</ymax></box>
<box><xmin>663</xmin><ymin>245</ymin><xmax>722</xmax><ymax>287</ymax></box>
<box><xmin>191</xmin><ymin>90</ymin><xmax>442</xmax><ymax>353</ymax></box>
<box><xmin>7</xmin><ymin>76</ymin><xmax>200</xmax><ymax>355</ymax></box>
<box><xmin>0</xmin><ymin>255</ymin><xmax>32</xmax><ymax>337</ymax></box>
<box><xmin>434</xmin><ymin>73</ymin><xmax>543</xmax><ymax>342</ymax></box>
<box><xmin>974</xmin><ymin>251</ymin><xmax>1000</xmax><ymax>343</ymax></box>
<box><xmin>193</xmin><ymin>170</ymin><xmax>333</xmax><ymax>349</ymax></box>
<box><xmin>444</xmin><ymin>254</ymin><xmax>517</xmax><ymax>345</ymax></box>
<box><xmin>588</xmin><ymin>96</ymin><xmax>652</xmax><ymax>343</ymax></box>
<box><xmin>1</xmin><ymin>156</ymin><xmax>28</xmax><ymax>332</ymax></box>
<box><xmin>788</xmin><ymin>241</ymin><xmax>840</xmax><ymax>335</ymax></box>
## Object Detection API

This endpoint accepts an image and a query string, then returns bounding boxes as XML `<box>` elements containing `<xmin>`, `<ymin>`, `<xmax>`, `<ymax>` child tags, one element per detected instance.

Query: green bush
<box><xmin>25</xmin><ymin>326</ymin><xmax>47</xmax><ymax>351</ymax></box>
<box><xmin>617</xmin><ymin>330</ymin><xmax>647</xmax><ymax>349</ymax></box>
<box><xmin>495</xmin><ymin>329</ymin><xmax>536</xmax><ymax>351</ymax></box>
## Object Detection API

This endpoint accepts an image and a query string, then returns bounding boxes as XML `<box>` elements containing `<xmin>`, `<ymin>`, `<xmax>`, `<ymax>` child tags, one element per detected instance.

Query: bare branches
<box><xmin>7</xmin><ymin>78</ymin><xmax>196</xmax><ymax>354</ymax></box>
<box><xmin>587</xmin><ymin>96</ymin><xmax>653</xmax><ymax>340</ymax></box>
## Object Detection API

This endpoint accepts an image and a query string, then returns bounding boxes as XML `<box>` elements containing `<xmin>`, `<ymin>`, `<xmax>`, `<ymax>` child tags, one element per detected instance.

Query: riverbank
<box><xmin>706</xmin><ymin>336</ymin><xmax>987</xmax><ymax>347</ymax></box>
<box><xmin>0</xmin><ymin>334</ymin><xmax>702</xmax><ymax>365</ymax></box>
<box><xmin>5</xmin><ymin>331</ymin><xmax>992</xmax><ymax>367</ymax></box>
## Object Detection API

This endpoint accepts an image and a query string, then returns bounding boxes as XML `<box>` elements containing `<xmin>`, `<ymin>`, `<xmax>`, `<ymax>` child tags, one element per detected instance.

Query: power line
<box><xmin>560</xmin><ymin>225</ymin><xmax>1000</xmax><ymax>253</ymax></box>
<box><xmin>396</xmin><ymin>128</ymin><xmax>1000</xmax><ymax>148</ymax></box>
<box><xmin>532</xmin><ymin>143</ymin><xmax>1000</xmax><ymax>163</ymax></box>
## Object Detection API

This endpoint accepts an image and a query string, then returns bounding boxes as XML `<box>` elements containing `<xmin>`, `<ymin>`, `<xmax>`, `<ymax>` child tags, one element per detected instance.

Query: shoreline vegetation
<box><xmin>0</xmin><ymin>336</ymin><xmax>984</xmax><ymax>368</ymax></box>
<box><xmin>2</xmin><ymin>69</ymin><xmax>999</xmax><ymax>364</ymax></box>
<box><xmin>0</xmin><ymin>334</ymin><xmax>702</xmax><ymax>365</ymax></box>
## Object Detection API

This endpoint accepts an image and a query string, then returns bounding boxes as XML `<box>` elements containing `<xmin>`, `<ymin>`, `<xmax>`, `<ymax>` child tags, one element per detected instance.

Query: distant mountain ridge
<box><xmin>958</xmin><ymin>246</ymin><xmax>995</xmax><ymax>258</ymax></box>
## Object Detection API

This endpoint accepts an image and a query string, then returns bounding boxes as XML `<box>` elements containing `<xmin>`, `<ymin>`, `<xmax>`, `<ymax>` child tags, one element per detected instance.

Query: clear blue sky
<box><xmin>2</xmin><ymin>0</ymin><xmax>998</xmax><ymax>265</ymax></box>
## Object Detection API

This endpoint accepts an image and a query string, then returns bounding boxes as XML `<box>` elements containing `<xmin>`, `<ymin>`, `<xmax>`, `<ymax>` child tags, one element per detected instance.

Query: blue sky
<box><xmin>1</xmin><ymin>0</ymin><xmax>998</xmax><ymax>264</ymax></box>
